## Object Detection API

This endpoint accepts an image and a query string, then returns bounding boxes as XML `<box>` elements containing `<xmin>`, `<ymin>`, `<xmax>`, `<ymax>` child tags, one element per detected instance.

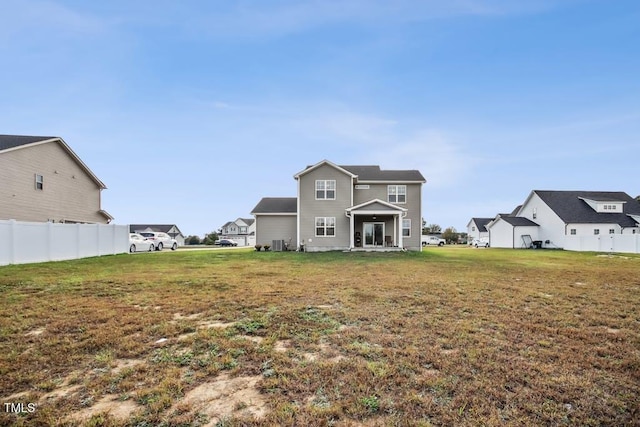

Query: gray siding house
<box><xmin>252</xmin><ymin>160</ymin><xmax>426</xmax><ymax>252</ymax></box>
<box><xmin>0</xmin><ymin>134</ymin><xmax>112</xmax><ymax>224</ymax></box>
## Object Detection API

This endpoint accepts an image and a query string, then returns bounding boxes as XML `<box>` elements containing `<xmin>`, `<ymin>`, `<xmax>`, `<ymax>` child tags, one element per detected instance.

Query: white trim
<box><xmin>315</xmin><ymin>179</ymin><xmax>336</xmax><ymax>200</ymax></box>
<box><xmin>402</xmin><ymin>218</ymin><xmax>411</xmax><ymax>238</ymax></box>
<box><xmin>362</xmin><ymin>222</ymin><xmax>385</xmax><ymax>247</ymax></box>
<box><xmin>294</xmin><ymin>159</ymin><xmax>357</xmax><ymax>179</ymax></box>
<box><xmin>252</xmin><ymin>213</ymin><xmax>297</xmax><ymax>216</ymax></box>
<box><xmin>387</xmin><ymin>185</ymin><xmax>407</xmax><ymax>204</ymax></box>
<box><xmin>315</xmin><ymin>216</ymin><xmax>336</xmax><ymax>237</ymax></box>
<box><xmin>346</xmin><ymin>198</ymin><xmax>407</xmax><ymax>213</ymax></box>
<box><xmin>35</xmin><ymin>173</ymin><xmax>44</xmax><ymax>190</ymax></box>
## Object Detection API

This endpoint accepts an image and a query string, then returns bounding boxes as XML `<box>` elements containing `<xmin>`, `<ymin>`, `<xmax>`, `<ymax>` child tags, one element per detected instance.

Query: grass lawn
<box><xmin>1</xmin><ymin>247</ymin><xmax>638</xmax><ymax>426</ymax></box>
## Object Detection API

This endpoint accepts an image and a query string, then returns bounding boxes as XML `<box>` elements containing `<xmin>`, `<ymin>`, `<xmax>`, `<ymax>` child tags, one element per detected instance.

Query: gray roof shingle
<box><xmin>535</xmin><ymin>190</ymin><xmax>640</xmax><ymax>227</ymax></box>
<box><xmin>0</xmin><ymin>134</ymin><xmax>57</xmax><ymax>151</ymax></box>
<box><xmin>499</xmin><ymin>216</ymin><xmax>539</xmax><ymax>227</ymax></box>
<box><xmin>471</xmin><ymin>218</ymin><xmax>493</xmax><ymax>232</ymax></box>
<box><xmin>341</xmin><ymin>165</ymin><xmax>425</xmax><ymax>182</ymax></box>
<box><xmin>251</xmin><ymin>197</ymin><xmax>297</xmax><ymax>214</ymax></box>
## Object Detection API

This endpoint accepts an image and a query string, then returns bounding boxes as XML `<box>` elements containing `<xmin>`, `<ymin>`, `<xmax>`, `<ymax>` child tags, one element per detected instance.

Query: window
<box><xmin>472</xmin><ymin>226</ymin><xmax>476</xmax><ymax>232</ymax></box>
<box><xmin>570</xmin><ymin>229</ymin><xmax>576</xmax><ymax>235</ymax></box>
<box><xmin>594</xmin><ymin>229</ymin><xmax>600</xmax><ymax>235</ymax></box>
<box><xmin>532</xmin><ymin>208</ymin><xmax>537</xmax><ymax>219</ymax></box>
<box><xmin>388</xmin><ymin>185</ymin><xmax>406</xmax><ymax>204</ymax></box>
<box><xmin>609</xmin><ymin>229</ymin><xmax>615</xmax><ymax>234</ymax></box>
<box><xmin>402</xmin><ymin>219</ymin><xmax>411</xmax><ymax>237</ymax></box>
<box><xmin>316</xmin><ymin>180</ymin><xmax>336</xmax><ymax>200</ymax></box>
<box><xmin>35</xmin><ymin>174</ymin><xmax>44</xmax><ymax>190</ymax></box>
<box><xmin>315</xmin><ymin>217</ymin><xmax>335</xmax><ymax>236</ymax></box>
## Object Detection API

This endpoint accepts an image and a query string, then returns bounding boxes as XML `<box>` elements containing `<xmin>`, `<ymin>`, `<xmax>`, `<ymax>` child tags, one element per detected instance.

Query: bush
<box><xmin>263</xmin><ymin>244</ymin><xmax>271</xmax><ymax>251</ymax></box>
<box><xmin>254</xmin><ymin>244</ymin><xmax>262</xmax><ymax>251</ymax></box>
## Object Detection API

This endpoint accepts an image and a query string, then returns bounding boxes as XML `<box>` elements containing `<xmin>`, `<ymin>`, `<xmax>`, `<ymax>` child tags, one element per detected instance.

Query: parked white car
<box><xmin>138</xmin><ymin>231</ymin><xmax>178</xmax><ymax>251</ymax></box>
<box><xmin>471</xmin><ymin>238</ymin><xmax>490</xmax><ymax>248</ymax></box>
<box><xmin>422</xmin><ymin>235</ymin><xmax>445</xmax><ymax>246</ymax></box>
<box><xmin>129</xmin><ymin>233</ymin><xmax>155</xmax><ymax>253</ymax></box>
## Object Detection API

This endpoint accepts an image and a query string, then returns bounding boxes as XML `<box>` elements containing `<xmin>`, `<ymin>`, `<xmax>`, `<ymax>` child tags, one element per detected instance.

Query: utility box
<box><xmin>271</xmin><ymin>239</ymin><xmax>285</xmax><ymax>251</ymax></box>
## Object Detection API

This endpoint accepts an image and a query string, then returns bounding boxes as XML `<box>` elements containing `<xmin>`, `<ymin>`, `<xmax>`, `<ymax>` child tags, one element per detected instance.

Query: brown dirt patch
<box><xmin>112</xmin><ymin>358</ymin><xmax>144</xmax><ymax>374</ymax></box>
<box><xmin>24</xmin><ymin>327</ymin><xmax>46</xmax><ymax>336</ymax></box>
<box><xmin>177</xmin><ymin>373</ymin><xmax>267</xmax><ymax>424</ymax></box>
<box><xmin>274</xmin><ymin>340</ymin><xmax>291</xmax><ymax>352</ymax></box>
<box><xmin>67</xmin><ymin>394</ymin><xmax>141</xmax><ymax>422</ymax></box>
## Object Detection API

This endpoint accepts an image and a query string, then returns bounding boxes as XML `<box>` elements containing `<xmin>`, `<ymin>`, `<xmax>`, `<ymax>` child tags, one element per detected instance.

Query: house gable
<box><xmin>346</xmin><ymin>199</ymin><xmax>407</xmax><ymax>214</ymax></box>
<box><xmin>0</xmin><ymin>135</ymin><xmax>111</xmax><ymax>223</ymax></box>
<box><xmin>0</xmin><ymin>135</ymin><xmax>106</xmax><ymax>189</ymax></box>
<box><xmin>294</xmin><ymin>159</ymin><xmax>357</xmax><ymax>180</ymax></box>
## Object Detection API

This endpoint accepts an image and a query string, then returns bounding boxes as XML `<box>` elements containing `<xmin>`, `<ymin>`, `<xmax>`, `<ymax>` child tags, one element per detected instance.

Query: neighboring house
<box><xmin>485</xmin><ymin>190</ymin><xmax>640</xmax><ymax>249</ymax></box>
<box><xmin>220</xmin><ymin>218</ymin><xmax>256</xmax><ymax>246</ymax></box>
<box><xmin>129</xmin><ymin>224</ymin><xmax>185</xmax><ymax>246</ymax></box>
<box><xmin>466</xmin><ymin>218</ymin><xmax>492</xmax><ymax>243</ymax></box>
<box><xmin>251</xmin><ymin>160</ymin><xmax>426</xmax><ymax>252</ymax></box>
<box><xmin>0</xmin><ymin>134</ymin><xmax>113</xmax><ymax>224</ymax></box>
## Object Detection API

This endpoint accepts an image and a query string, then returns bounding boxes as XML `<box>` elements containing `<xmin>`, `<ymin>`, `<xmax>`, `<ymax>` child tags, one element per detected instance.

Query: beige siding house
<box><xmin>0</xmin><ymin>135</ymin><xmax>112</xmax><ymax>224</ymax></box>
<box><xmin>252</xmin><ymin>160</ymin><xmax>426</xmax><ymax>252</ymax></box>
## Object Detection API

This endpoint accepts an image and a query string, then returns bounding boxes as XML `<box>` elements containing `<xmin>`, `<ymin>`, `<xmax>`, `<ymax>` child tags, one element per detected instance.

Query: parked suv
<box><xmin>138</xmin><ymin>232</ymin><xmax>178</xmax><ymax>251</ymax></box>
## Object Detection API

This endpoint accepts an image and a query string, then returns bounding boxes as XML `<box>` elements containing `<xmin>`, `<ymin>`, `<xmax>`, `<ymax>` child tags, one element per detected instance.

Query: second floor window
<box><xmin>35</xmin><ymin>174</ymin><xmax>44</xmax><ymax>190</ymax></box>
<box><xmin>388</xmin><ymin>185</ymin><xmax>406</xmax><ymax>204</ymax></box>
<box><xmin>316</xmin><ymin>180</ymin><xmax>336</xmax><ymax>200</ymax></box>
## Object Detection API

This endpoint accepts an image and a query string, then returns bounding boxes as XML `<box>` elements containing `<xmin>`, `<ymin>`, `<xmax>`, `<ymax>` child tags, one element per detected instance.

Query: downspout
<box><xmin>296</xmin><ymin>178</ymin><xmax>301</xmax><ymax>251</ymax></box>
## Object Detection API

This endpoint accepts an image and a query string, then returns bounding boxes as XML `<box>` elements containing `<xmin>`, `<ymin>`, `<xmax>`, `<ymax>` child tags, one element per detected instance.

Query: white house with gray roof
<box><xmin>251</xmin><ymin>160</ymin><xmax>426</xmax><ymax>252</ymax></box>
<box><xmin>467</xmin><ymin>217</ymin><xmax>492</xmax><ymax>243</ymax></box>
<box><xmin>0</xmin><ymin>134</ymin><xmax>112</xmax><ymax>224</ymax></box>
<box><xmin>484</xmin><ymin>190</ymin><xmax>640</xmax><ymax>251</ymax></box>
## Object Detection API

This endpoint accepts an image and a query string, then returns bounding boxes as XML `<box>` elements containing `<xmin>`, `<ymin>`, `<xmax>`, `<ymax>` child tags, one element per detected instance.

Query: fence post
<box><xmin>96</xmin><ymin>224</ymin><xmax>101</xmax><ymax>256</ymax></box>
<box><xmin>9</xmin><ymin>219</ymin><xmax>16</xmax><ymax>265</ymax></box>
<box><xmin>47</xmin><ymin>221</ymin><xmax>53</xmax><ymax>261</ymax></box>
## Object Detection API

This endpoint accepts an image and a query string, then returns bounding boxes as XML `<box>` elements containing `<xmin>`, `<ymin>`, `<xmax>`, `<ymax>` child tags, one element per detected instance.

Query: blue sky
<box><xmin>2</xmin><ymin>0</ymin><xmax>639</xmax><ymax>237</ymax></box>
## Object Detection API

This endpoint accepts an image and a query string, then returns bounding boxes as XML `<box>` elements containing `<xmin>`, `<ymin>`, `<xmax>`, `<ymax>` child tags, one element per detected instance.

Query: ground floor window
<box><xmin>315</xmin><ymin>217</ymin><xmax>335</xmax><ymax>236</ymax></box>
<box><xmin>402</xmin><ymin>219</ymin><xmax>411</xmax><ymax>237</ymax></box>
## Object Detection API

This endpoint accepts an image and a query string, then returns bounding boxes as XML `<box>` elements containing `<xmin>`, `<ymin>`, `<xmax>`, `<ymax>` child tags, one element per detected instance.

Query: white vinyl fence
<box><xmin>0</xmin><ymin>220</ymin><xmax>129</xmax><ymax>266</ymax></box>
<box><xmin>564</xmin><ymin>234</ymin><xmax>640</xmax><ymax>254</ymax></box>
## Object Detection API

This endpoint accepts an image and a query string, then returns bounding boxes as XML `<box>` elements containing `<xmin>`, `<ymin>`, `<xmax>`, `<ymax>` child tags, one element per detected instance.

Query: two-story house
<box><xmin>0</xmin><ymin>134</ymin><xmax>113</xmax><ymax>224</ymax></box>
<box><xmin>252</xmin><ymin>160</ymin><xmax>426</xmax><ymax>252</ymax></box>
<box><xmin>220</xmin><ymin>218</ymin><xmax>256</xmax><ymax>246</ymax></box>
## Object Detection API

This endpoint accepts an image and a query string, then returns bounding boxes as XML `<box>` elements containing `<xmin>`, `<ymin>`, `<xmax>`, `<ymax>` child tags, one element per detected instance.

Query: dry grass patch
<box><xmin>1</xmin><ymin>248</ymin><xmax>639</xmax><ymax>425</ymax></box>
